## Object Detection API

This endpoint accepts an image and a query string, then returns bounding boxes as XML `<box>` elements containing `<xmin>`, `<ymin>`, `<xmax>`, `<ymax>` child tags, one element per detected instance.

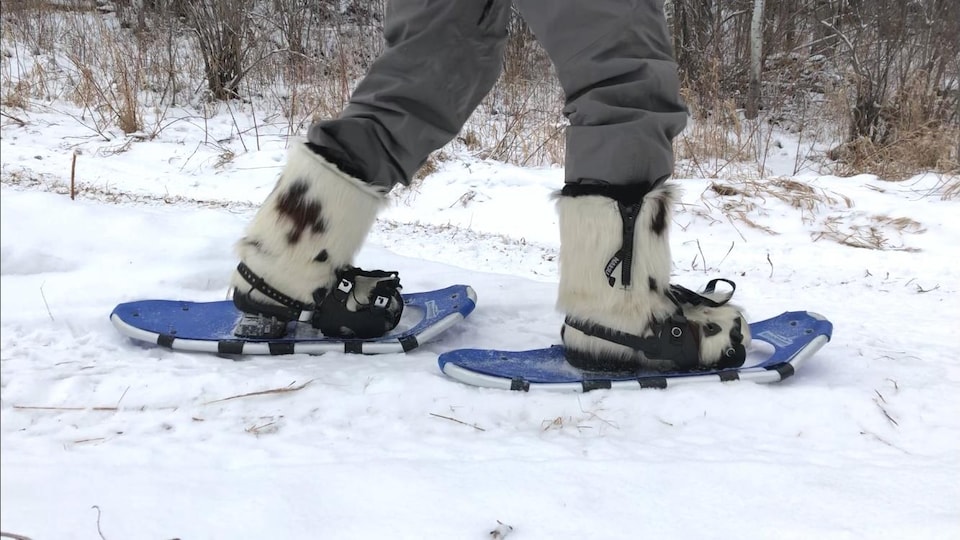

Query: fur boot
<box><xmin>557</xmin><ymin>183</ymin><xmax>751</xmax><ymax>371</ymax></box>
<box><xmin>230</xmin><ymin>142</ymin><xmax>388</xmax><ymax>325</ymax></box>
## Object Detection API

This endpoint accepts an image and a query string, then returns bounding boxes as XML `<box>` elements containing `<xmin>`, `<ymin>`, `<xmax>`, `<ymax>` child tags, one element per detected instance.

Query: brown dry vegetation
<box><xmin>1</xmin><ymin>0</ymin><xmax>957</xmax><ymax>180</ymax></box>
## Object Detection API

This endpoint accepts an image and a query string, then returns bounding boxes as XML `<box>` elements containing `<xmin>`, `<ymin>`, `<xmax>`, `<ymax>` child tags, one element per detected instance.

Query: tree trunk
<box><xmin>746</xmin><ymin>0</ymin><xmax>764</xmax><ymax>119</ymax></box>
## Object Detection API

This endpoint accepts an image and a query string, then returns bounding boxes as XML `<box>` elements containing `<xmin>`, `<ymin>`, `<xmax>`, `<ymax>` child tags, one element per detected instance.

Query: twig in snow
<box><xmin>716</xmin><ymin>241</ymin><xmax>735</xmax><ymax>268</ymax></box>
<box><xmin>245</xmin><ymin>420</ymin><xmax>279</xmax><ymax>437</ymax></box>
<box><xmin>115</xmin><ymin>386</ymin><xmax>130</xmax><ymax>408</ymax></box>
<box><xmin>724</xmin><ymin>214</ymin><xmax>748</xmax><ymax>242</ymax></box>
<box><xmin>14</xmin><ymin>405</ymin><xmax>119</xmax><ymax>411</ymax></box>
<box><xmin>14</xmin><ymin>403</ymin><xmax>180</xmax><ymax>412</ymax></box>
<box><xmin>766</xmin><ymin>253</ymin><xmax>774</xmax><ymax>278</ymax></box>
<box><xmin>0</xmin><ymin>531</ymin><xmax>35</xmax><ymax>540</ymax></box>
<box><xmin>541</xmin><ymin>415</ymin><xmax>593</xmax><ymax>432</ymax></box>
<box><xmin>859</xmin><ymin>430</ymin><xmax>910</xmax><ymax>454</ymax></box>
<box><xmin>490</xmin><ymin>520</ymin><xmax>514</xmax><ymax>539</ymax></box>
<box><xmin>39</xmin><ymin>282</ymin><xmax>54</xmax><ymax>322</ymax></box>
<box><xmin>0</xmin><ymin>111</ymin><xmax>27</xmax><ymax>127</ymax></box>
<box><xmin>873</xmin><ymin>391</ymin><xmax>899</xmax><ymax>427</ymax></box>
<box><xmin>696</xmin><ymin>239</ymin><xmax>708</xmax><ymax>273</ymax></box>
<box><xmin>577</xmin><ymin>395</ymin><xmax>619</xmax><ymax>430</ymax></box>
<box><xmin>429</xmin><ymin>412</ymin><xmax>485</xmax><ymax>431</ymax></box>
<box><xmin>91</xmin><ymin>505</ymin><xmax>107</xmax><ymax>540</ymax></box>
<box><xmin>203</xmin><ymin>380</ymin><xmax>313</xmax><ymax>405</ymax></box>
<box><xmin>74</xmin><ymin>438</ymin><xmax>106</xmax><ymax>445</ymax></box>
<box><xmin>876</xmin><ymin>405</ymin><xmax>899</xmax><ymax>427</ymax></box>
<box><xmin>914</xmin><ymin>283</ymin><xmax>940</xmax><ymax>294</ymax></box>
<box><xmin>70</xmin><ymin>150</ymin><xmax>78</xmax><ymax>200</ymax></box>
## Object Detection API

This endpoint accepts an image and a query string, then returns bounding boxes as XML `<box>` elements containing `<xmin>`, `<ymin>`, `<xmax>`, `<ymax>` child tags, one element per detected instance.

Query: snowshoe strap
<box><xmin>668</xmin><ymin>278</ymin><xmax>736</xmax><ymax>308</ymax></box>
<box><xmin>311</xmin><ymin>266</ymin><xmax>404</xmax><ymax>339</ymax></box>
<box><xmin>233</xmin><ymin>262</ymin><xmax>314</xmax><ymax>322</ymax></box>
<box><xmin>565</xmin><ymin>279</ymin><xmax>746</xmax><ymax>371</ymax></box>
<box><xmin>565</xmin><ymin>312</ymin><xmax>702</xmax><ymax>371</ymax></box>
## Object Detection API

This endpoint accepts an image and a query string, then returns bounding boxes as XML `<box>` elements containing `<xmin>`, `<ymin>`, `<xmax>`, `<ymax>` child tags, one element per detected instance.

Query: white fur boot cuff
<box><xmin>231</xmin><ymin>142</ymin><xmax>386</xmax><ymax>310</ymax></box>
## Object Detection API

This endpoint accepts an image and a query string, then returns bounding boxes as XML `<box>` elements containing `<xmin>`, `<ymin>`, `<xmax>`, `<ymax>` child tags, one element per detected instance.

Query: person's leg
<box><xmin>515</xmin><ymin>0</ymin><xmax>749</xmax><ymax>369</ymax></box>
<box><xmin>231</xmin><ymin>0</ymin><xmax>512</xmax><ymax>335</ymax></box>
<box><xmin>309</xmin><ymin>0</ymin><xmax>513</xmax><ymax>190</ymax></box>
<box><xmin>514</xmin><ymin>0</ymin><xmax>687</xmax><ymax>186</ymax></box>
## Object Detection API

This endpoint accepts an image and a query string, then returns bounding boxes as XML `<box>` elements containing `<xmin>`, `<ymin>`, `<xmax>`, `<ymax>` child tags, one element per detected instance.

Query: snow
<box><xmin>2</xmin><ymin>107</ymin><xmax>959</xmax><ymax>539</ymax></box>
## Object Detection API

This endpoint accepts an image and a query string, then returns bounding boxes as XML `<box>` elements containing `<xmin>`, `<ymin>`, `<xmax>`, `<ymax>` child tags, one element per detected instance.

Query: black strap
<box><xmin>565</xmin><ymin>313</ymin><xmax>701</xmax><ymax>371</ymax></box>
<box><xmin>565</xmin><ymin>279</ymin><xmax>745</xmax><ymax>371</ymax></box>
<box><xmin>233</xmin><ymin>262</ymin><xmax>314</xmax><ymax>323</ymax></box>
<box><xmin>565</xmin><ymin>316</ymin><xmax>660</xmax><ymax>354</ymax></box>
<box><xmin>236</xmin><ymin>262</ymin><xmax>314</xmax><ymax>314</ymax></box>
<box><xmin>668</xmin><ymin>278</ymin><xmax>736</xmax><ymax>308</ymax></box>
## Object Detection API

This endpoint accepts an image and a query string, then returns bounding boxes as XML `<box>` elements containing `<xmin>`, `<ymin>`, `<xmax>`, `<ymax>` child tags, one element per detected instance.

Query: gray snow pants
<box><xmin>307</xmin><ymin>0</ymin><xmax>688</xmax><ymax>190</ymax></box>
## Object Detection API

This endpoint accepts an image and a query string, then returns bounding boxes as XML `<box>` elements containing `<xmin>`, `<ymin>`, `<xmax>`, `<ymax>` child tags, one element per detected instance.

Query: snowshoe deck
<box><xmin>111</xmin><ymin>285</ymin><xmax>476</xmax><ymax>355</ymax></box>
<box><xmin>439</xmin><ymin>311</ymin><xmax>832</xmax><ymax>391</ymax></box>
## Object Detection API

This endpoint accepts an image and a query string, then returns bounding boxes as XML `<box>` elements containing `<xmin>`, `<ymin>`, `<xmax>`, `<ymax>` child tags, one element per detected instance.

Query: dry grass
<box><xmin>705</xmin><ymin>176</ymin><xmax>927</xmax><ymax>252</ymax></box>
<box><xmin>1</xmin><ymin>2</ymin><xmax>956</xmax><ymax>180</ymax></box>
<box><xmin>705</xmin><ymin>176</ymin><xmax>851</xmax><ymax>228</ymax></box>
<box><xmin>429</xmin><ymin>412</ymin><xmax>486</xmax><ymax>431</ymax></box>
<box><xmin>941</xmin><ymin>176</ymin><xmax>960</xmax><ymax>200</ymax></box>
<box><xmin>2</xmin><ymin>82</ymin><xmax>29</xmax><ymax>110</ymax></box>
<box><xmin>413</xmin><ymin>152</ymin><xmax>441</xmax><ymax>181</ymax></box>
<box><xmin>828</xmin><ymin>69</ymin><xmax>959</xmax><ymax>180</ymax></box>
<box><xmin>208</xmin><ymin>380</ymin><xmax>314</xmax><ymax>405</ymax></box>
<box><xmin>830</xmin><ymin>126</ymin><xmax>960</xmax><ymax>181</ymax></box>
<box><xmin>814</xmin><ymin>214</ymin><xmax>925</xmax><ymax>252</ymax></box>
<box><xmin>69</xmin><ymin>37</ymin><xmax>144</xmax><ymax>135</ymax></box>
<box><xmin>676</xmin><ymin>96</ymin><xmax>753</xmax><ymax>174</ymax></box>
<box><xmin>473</xmin><ymin>79</ymin><xmax>566</xmax><ymax>167</ymax></box>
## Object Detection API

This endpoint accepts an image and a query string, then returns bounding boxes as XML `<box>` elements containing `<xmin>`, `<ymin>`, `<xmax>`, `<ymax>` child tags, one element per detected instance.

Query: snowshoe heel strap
<box><xmin>233</xmin><ymin>262</ymin><xmax>314</xmax><ymax>322</ymax></box>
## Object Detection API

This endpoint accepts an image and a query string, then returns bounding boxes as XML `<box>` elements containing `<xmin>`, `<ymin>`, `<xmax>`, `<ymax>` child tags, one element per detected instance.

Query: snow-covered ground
<box><xmin>1</xmin><ymin>107</ymin><xmax>959</xmax><ymax>539</ymax></box>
